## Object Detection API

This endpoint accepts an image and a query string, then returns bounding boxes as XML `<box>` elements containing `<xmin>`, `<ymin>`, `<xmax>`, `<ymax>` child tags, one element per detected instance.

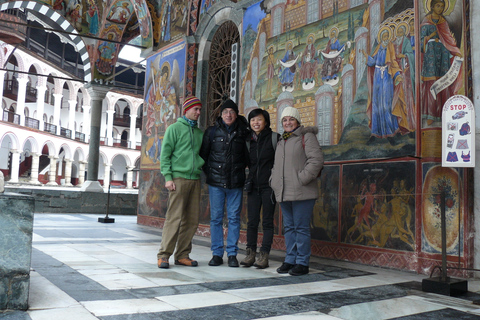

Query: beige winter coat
<box><xmin>270</xmin><ymin>126</ymin><xmax>324</xmax><ymax>202</ymax></box>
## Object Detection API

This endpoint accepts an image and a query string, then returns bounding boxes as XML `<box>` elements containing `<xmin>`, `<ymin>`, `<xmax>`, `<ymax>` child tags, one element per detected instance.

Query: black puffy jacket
<box><xmin>200</xmin><ymin>116</ymin><xmax>249</xmax><ymax>189</ymax></box>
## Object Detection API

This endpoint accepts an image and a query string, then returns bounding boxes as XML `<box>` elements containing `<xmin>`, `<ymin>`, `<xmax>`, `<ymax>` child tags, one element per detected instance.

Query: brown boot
<box><xmin>240</xmin><ymin>248</ymin><xmax>256</xmax><ymax>267</ymax></box>
<box><xmin>254</xmin><ymin>251</ymin><xmax>269</xmax><ymax>269</ymax></box>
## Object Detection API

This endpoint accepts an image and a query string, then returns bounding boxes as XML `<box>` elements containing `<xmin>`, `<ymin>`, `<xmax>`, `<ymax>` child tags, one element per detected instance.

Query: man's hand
<box><xmin>165</xmin><ymin>180</ymin><xmax>176</xmax><ymax>191</ymax></box>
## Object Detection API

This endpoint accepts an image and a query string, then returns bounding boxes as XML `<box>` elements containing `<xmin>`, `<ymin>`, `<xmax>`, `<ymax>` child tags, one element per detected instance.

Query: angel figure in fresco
<box><xmin>361</xmin><ymin>26</ymin><xmax>408</xmax><ymax>145</ymax></box>
<box><xmin>421</xmin><ymin>0</ymin><xmax>463</xmax><ymax>126</ymax></box>
<box><xmin>298</xmin><ymin>34</ymin><xmax>319</xmax><ymax>91</ymax></box>
<box><xmin>394</xmin><ymin>22</ymin><xmax>416</xmax><ymax>133</ymax></box>
<box><xmin>277</xmin><ymin>41</ymin><xmax>298</xmax><ymax>92</ymax></box>
<box><xmin>320</xmin><ymin>27</ymin><xmax>350</xmax><ymax>86</ymax></box>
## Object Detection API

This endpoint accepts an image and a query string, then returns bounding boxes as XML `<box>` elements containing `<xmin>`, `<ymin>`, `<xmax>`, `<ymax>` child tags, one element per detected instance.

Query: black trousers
<box><xmin>246</xmin><ymin>187</ymin><xmax>276</xmax><ymax>253</ymax></box>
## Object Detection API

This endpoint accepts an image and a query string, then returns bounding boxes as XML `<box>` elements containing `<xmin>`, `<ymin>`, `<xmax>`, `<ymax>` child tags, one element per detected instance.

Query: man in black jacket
<box><xmin>200</xmin><ymin>99</ymin><xmax>249</xmax><ymax>267</ymax></box>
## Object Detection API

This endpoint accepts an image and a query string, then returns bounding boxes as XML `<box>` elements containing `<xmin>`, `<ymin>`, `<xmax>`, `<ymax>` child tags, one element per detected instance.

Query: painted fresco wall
<box><xmin>137</xmin><ymin>40</ymin><xmax>186</xmax><ymax>219</ymax></box>
<box><xmin>136</xmin><ymin>0</ymin><xmax>472</xmax><ymax>274</ymax></box>
<box><xmin>239</xmin><ymin>0</ymin><xmax>472</xmax><ymax>274</ymax></box>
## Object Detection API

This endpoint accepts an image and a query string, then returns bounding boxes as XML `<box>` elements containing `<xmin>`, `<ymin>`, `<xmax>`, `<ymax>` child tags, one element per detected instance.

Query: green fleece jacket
<box><xmin>160</xmin><ymin>117</ymin><xmax>205</xmax><ymax>181</ymax></box>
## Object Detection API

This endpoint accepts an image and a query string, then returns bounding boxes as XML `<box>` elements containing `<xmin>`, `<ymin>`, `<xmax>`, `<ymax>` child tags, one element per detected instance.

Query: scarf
<box><xmin>183</xmin><ymin>116</ymin><xmax>197</xmax><ymax>128</ymax></box>
<box><xmin>282</xmin><ymin>126</ymin><xmax>299</xmax><ymax>140</ymax></box>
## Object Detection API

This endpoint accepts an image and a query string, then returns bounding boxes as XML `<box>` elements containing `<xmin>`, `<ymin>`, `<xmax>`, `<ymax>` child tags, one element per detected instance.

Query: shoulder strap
<box><xmin>302</xmin><ymin>135</ymin><xmax>305</xmax><ymax>149</ymax></box>
<box><xmin>271</xmin><ymin>132</ymin><xmax>279</xmax><ymax>151</ymax></box>
<box><xmin>246</xmin><ymin>139</ymin><xmax>250</xmax><ymax>152</ymax></box>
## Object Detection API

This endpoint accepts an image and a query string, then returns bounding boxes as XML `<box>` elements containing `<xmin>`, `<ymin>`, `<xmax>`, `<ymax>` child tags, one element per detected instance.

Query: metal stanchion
<box><xmin>422</xmin><ymin>188</ymin><xmax>467</xmax><ymax>296</ymax></box>
<box><xmin>98</xmin><ymin>185</ymin><xmax>115</xmax><ymax>223</ymax></box>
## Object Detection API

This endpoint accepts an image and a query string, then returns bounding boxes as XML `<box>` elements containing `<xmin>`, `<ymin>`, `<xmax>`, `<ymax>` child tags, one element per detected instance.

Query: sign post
<box><xmin>422</xmin><ymin>95</ymin><xmax>473</xmax><ymax>296</ymax></box>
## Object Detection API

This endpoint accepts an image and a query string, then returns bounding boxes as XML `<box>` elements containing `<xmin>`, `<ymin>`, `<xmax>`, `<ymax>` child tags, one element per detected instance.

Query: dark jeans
<box><xmin>246</xmin><ymin>187</ymin><xmax>276</xmax><ymax>253</ymax></box>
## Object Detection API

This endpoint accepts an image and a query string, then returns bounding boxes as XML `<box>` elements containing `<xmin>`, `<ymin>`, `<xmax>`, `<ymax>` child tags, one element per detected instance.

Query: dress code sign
<box><xmin>442</xmin><ymin>95</ymin><xmax>475</xmax><ymax>168</ymax></box>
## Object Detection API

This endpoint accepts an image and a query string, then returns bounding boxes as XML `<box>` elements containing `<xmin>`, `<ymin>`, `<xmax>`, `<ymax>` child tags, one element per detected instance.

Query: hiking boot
<box><xmin>175</xmin><ymin>258</ymin><xmax>198</xmax><ymax>267</ymax></box>
<box><xmin>157</xmin><ymin>257</ymin><xmax>169</xmax><ymax>269</ymax></box>
<box><xmin>276</xmin><ymin>262</ymin><xmax>294</xmax><ymax>274</ymax></box>
<box><xmin>240</xmin><ymin>248</ymin><xmax>256</xmax><ymax>267</ymax></box>
<box><xmin>253</xmin><ymin>251</ymin><xmax>269</xmax><ymax>269</ymax></box>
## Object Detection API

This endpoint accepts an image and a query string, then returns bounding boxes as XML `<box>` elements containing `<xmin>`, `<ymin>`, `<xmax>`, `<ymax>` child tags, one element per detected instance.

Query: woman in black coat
<box><xmin>241</xmin><ymin>108</ymin><xmax>280</xmax><ymax>269</ymax></box>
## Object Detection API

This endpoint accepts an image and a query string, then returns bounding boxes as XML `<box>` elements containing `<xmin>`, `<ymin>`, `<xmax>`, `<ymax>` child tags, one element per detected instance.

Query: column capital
<box><xmin>106</xmin><ymin>109</ymin><xmax>115</xmax><ymax>114</ymax></box>
<box><xmin>127</xmin><ymin>166</ymin><xmax>135</xmax><ymax>171</ymax></box>
<box><xmin>48</xmin><ymin>155</ymin><xmax>58</xmax><ymax>160</ymax></box>
<box><xmin>84</xmin><ymin>82</ymin><xmax>111</xmax><ymax>101</ymax></box>
<box><xmin>16</xmin><ymin>77</ymin><xmax>29</xmax><ymax>85</ymax></box>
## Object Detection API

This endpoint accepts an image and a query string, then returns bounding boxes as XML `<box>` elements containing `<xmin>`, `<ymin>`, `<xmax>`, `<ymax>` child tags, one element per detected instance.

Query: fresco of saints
<box><xmin>420</xmin><ymin>0</ymin><xmax>462</xmax><ymax>126</ymax></box>
<box><xmin>361</xmin><ymin>27</ymin><xmax>406</xmax><ymax>144</ymax></box>
<box><xmin>298</xmin><ymin>34</ymin><xmax>319</xmax><ymax>91</ymax></box>
<box><xmin>320</xmin><ymin>27</ymin><xmax>350</xmax><ymax>86</ymax></box>
<box><xmin>394</xmin><ymin>22</ymin><xmax>416</xmax><ymax>133</ymax></box>
<box><xmin>277</xmin><ymin>41</ymin><xmax>298</xmax><ymax>92</ymax></box>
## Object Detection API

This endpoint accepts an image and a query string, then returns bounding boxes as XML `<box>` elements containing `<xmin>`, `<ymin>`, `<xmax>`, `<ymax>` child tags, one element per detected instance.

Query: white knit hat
<box><xmin>281</xmin><ymin>107</ymin><xmax>301</xmax><ymax>124</ymax></box>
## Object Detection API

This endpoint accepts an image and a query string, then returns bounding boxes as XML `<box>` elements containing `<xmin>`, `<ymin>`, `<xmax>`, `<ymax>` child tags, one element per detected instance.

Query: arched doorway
<box><xmin>206</xmin><ymin>21</ymin><xmax>240</xmax><ymax>125</ymax></box>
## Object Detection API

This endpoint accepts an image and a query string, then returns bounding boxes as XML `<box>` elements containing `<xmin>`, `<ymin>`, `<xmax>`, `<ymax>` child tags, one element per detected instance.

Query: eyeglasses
<box><xmin>222</xmin><ymin>110</ymin><xmax>236</xmax><ymax>115</ymax></box>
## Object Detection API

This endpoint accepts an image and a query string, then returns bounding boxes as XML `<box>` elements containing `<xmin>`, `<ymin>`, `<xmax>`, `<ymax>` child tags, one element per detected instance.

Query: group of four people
<box><xmin>156</xmin><ymin>97</ymin><xmax>323</xmax><ymax>276</ymax></box>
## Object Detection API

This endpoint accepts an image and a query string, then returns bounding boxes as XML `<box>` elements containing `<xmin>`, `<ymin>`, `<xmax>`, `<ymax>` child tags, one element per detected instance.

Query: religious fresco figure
<box><xmin>96</xmin><ymin>33</ymin><xmax>117</xmax><ymax>75</ymax></box>
<box><xmin>298</xmin><ymin>34</ymin><xmax>319</xmax><ymax>91</ymax></box>
<box><xmin>108</xmin><ymin>2</ymin><xmax>131</xmax><ymax>24</ymax></box>
<box><xmin>394</xmin><ymin>22</ymin><xmax>416</xmax><ymax>133</ymax></box>
<box><xmin>85</xmin><ymin>0</ymin><xmax>99</xmax><ymax>35</ymax></box>
<box><xmin>420</xmin><ymin>0</ymin><xmax>463</xmax><ymax>126</ymax></box>
<box><xmin>161</xmin><ymin>0</ymin><xmax>172</xmax><ymax>41</ymax></box>
<box><xmin>277</xmin><ymin>41</ymin><xmax>298</xmax><ymax>92</ymax></box>
<box><xmin>265</xmin><ymin>45</ymin><xmax>276</xmax><ymax>97</ymax></box>
<box><xmin>320</xmin><ymin>27</ymin><xmax>349</xmax><ymax>86</ymax></box>
<box><xmin>66</xmin><ymin>3</ymin><xmax>82</xmax><ymax>31</ymax></box>
<box><xmin>361</xmin><ymin>26</ymin><xmax>406</xmax><ymax>145</ymax></box>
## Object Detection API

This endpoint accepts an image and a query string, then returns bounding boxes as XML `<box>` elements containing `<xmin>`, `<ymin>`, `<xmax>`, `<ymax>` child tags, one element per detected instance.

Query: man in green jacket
<box><xmin>157</xmin><ymin>96</ymin><xmax>204</xmax><ymax>269</ymax></box>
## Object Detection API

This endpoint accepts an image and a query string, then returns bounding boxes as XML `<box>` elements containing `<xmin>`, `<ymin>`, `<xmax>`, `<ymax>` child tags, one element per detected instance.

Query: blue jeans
<box><xmin>209</xmin><ymin>185</ymin><xmax>243</xmax><ymax>257</ymax></box>
<box><xmin>280</xmin><ymin>199</ymin><xmax>316</xmax><ymax>266</ymax></box>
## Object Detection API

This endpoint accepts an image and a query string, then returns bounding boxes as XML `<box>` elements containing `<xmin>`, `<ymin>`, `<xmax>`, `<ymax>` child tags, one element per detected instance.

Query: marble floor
<box><xmin>2</xmin><ymin>213</ymin><xmax>480</xmax><ymax>319</ymax></box>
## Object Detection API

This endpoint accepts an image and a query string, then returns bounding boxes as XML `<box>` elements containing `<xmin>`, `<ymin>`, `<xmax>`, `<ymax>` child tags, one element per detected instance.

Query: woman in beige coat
<box><xmin>270</xmin><ymin>107</ymin><xmax>323</xmax><ymax>276</ymax></box>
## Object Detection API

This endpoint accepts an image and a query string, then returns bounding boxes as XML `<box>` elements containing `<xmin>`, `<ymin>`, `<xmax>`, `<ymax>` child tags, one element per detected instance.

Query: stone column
<box><xmin>64</xmin><ymin>159</ymin><xmax>73</xmax><ymax>186</ymax></box>
<box><xmin>16</xmin><ymin>78</ymin><xmax>28</xmax><ymax>126</ymax></box>
<box><xmin>53</xmin><ymin>93</ymin><xmax>63</xmax><ymax>135</ymax></box>
<box><xmin>0</xmin><ymin>71</ymin><xmax>6</xmax><ymax>106</ymax></box>
<box><xmin>68</xmin><ymin>99</ymin><xmax>77</xmax><ymax>138</ymax></box>
<box><xmin>36</xmin><ymin>86</ymin><xmax>47</xmax><ymax>131</ymax></box>
<box><xmin>46</xmin><ymin>156</ymin><xmax>58</xmax><ymax>186</ymax></box>
<box><xmin>77</xmin><ymin>161</ymin><xmax>87</xmax><ymax>186</ymax></box>
<box><xmin>103</xmin><ymin>163</ymin><xmax>111</xmax><ymax>187</ymax></box>
<box><xmin>29</xmin><ymin>152</ymin><xmax>41</xmax><ymax>185</ymax></box>
<box><xmin>126</xmin><ymin>166</ymin><xmax>135</xmax><ymax>189</ymax></box>
<box><xmin>81</xmin><ymin>83</ymin><xmax>110</xmax><ymax>192</ymax></box>
<box><xmin>82</xmin><ymin>104</ymin><xmax>91</xmax><ymax>142</ymax></box>
<box><xmin>129</xmin><ymin>114</ymin><xmax>137</xmax><ymax>149</ymax></box>
<box><xmin>9</xmin><ymin>150</ymin><xmax>20</xmax><ymax>183</ymax></box>
<box><xmin>106</xmin><ymin>109</ymin><xmax>115</xmax><ymax>146</ymax></box>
